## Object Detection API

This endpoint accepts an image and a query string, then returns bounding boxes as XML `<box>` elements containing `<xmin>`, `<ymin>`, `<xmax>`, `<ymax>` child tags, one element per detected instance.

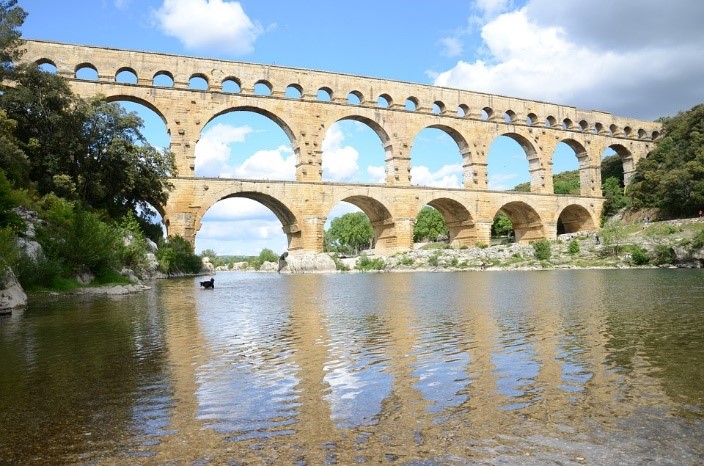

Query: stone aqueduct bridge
<box><xmin>22</xmin><ymin>40</ymin><xmax>661</xmax><ymax>254</ymax></box>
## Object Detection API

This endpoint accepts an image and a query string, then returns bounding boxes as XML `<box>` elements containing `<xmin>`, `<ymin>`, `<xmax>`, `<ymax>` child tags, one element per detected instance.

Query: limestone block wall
<box><xmin>165</xmin><ymin>177</ymin><xmax>603</xmax><ymax>254</ymax></box>
<box><xmin>20</xmin><ymin>40</ymin><xmax>645</xmax><ymax>253</ymax></box>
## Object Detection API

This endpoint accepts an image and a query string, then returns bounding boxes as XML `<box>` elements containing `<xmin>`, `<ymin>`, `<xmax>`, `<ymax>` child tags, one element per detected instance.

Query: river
<box><xmin>1</xmin><ymin>269</ymin><xmax>703</xmax><ymax>465</ymax></box>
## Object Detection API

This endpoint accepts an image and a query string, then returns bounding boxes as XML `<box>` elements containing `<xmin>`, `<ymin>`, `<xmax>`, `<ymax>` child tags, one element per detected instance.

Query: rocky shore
<box><xmin>3</xmin><ymin>217</ymin><xmax>703</xmax><ymax>315</ymax></box>
<box><xmin>212</xmin><ymin>218</ymin><xmax>704</xmax><ymax>275</ymax></box>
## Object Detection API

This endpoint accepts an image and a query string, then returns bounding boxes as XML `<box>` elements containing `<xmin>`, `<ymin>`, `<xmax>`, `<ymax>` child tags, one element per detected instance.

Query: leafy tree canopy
<box><xmin>0</xmin><ymin>0</ymin><xmax>25</xmax><ymax>82</ymax></box>
<box><xmin>602</xmin><ymin>176</ymin><xmax>628</xmax><ymax>219</ymax></box>
<box><xmin>0</xmin><ymin>109</ymin><xmax>28</xmax><ymax>185</ymax></box>
<box><xmin>491</xmin><ymin>211</ymin><xmax>513</xmax><ymax>237</ymax></box>
<box><xmin>413</xmin><ymin>206</ymin><xmax>448</xmax><ymax>242</ymax></box>
<box><xmin>601</xmin><ymin>154</ymin><xmax>625</xmax><ymax>184</ymax></box>
<box><xmin>0</xmin><ymin>169</ymin><xmax>22</xmax><ymax>230</ymax></box>
<box><xmin>512</xmin><ymin>170</ymin><xmax>579</xmax><ymax>195</ymax></box>
<box><xmin>325</xmin><ymin>211</ymin><xmax>373</xmax><ymax>254</ymax></box>
<box><xmin>552</xmin><ymin>171</ymin><xmax>580</xmax><ymax>195</ymax></box>
<box><xmin>0</xmin><ymin>65</ymin><xmax>176</xmax><ymax>219</ymax></box>
<box><xmin>627</xmin><ymin>104</ymin><xmax>704</xmax><ymax>218</ymax></box>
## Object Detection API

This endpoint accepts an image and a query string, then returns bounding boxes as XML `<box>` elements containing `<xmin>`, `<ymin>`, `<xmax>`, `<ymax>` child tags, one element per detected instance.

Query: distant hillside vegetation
<box><xmin>512</xmin><ymin>170</ymin><xmax>581</xmax><ymax>195</ymax></box>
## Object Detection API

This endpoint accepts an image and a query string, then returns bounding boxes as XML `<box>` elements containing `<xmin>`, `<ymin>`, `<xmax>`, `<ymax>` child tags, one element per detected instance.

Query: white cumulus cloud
<box><xmin>433</xmin><ymin>0</ymin><xmax>704</xmax><ymax>120</ymax></box>
<box><xmin>367</xmin><ymin>165</ymin><xmax>386</xmax><ymax>184</ymax></box>
<box><xmin>438</xmin><ymin>36</ymin><xmax>463</xmax><ymax>58</ymax></box>
<box><xmin>195</xmin><ymin>123</ymin><xmax>252</xmax><ymax>176</ymax></box>
<box><xmin>411</xmin><ymin>164</ymin><xmax>463</xmax><ymax>188</ymax></box>
<box><xmin>153</xmin><ymin>0</ymin><xmax>264</xmax><ymax>55</ymax></box>
<box><xmin>195</xmin><ymin>124</ymin><xmax>295</xmax><ymax>180</ymax></box>
<box><xmin>224</xmin><ymin>146</ymin><xmax>295</xmax><ymax>180</ymax></box>
<box><xmin>322</xmin><ymin>125</ymin><xmax>360</xmax><ymax>181</ymax></box>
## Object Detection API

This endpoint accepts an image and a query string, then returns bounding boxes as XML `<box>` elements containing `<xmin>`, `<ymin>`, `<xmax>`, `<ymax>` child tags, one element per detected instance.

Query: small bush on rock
<box><xmin>653</xmin><ymin>245</ymin><xmax>674</xmax><ymax>265</ymax></box>
<box><xmin>568</xmin><ymin>239</ymin><xmax>580</xmax><ymax>255</ymax></box>
<box><xmin>630</xmin><ymin>246</ymin><xmax>649</xmax><ymax>265</ymax></box>
<box><xmin>356</xmin><ymin>254</ymin><xmax>385</xmax><ymax>271</ymax></box>
<box><xmin>532</xmin><ymin>239</ymin><xmax>552</xmax><ymax>261</ymax></box>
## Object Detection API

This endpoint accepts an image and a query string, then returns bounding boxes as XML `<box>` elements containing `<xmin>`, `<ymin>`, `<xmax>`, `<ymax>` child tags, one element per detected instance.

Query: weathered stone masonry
<box><xmin>20</xmin><ymin>39</ymin><xmax>661</xmax><ymax>254</ymax></box>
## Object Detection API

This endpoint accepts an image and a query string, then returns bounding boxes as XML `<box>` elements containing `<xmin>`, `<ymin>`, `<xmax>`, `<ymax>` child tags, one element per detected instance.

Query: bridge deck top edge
<box><xmin>22</xmin><ymin>39</ymin><xmax>660</xmax><ymax>129</ymax></box>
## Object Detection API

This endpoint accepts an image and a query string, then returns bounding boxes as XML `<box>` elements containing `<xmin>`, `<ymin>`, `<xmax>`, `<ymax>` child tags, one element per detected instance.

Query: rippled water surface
<box><xmin>1</xmin><ymin>269</ymin><xmax>704</xmax><ymax>464</ymax></box>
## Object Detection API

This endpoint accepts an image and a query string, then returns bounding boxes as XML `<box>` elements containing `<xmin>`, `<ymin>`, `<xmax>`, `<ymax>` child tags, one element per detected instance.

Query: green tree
<box><xmin>325</xmin><ymin>211</ymin><xmax>373</xmax><ymax>255</ymax></box>
<box><xmin>512</xmin><ymin>170</ymin><xmax>579</xmax><ymax>194</ymax></box>
<box><xmin>1</xmin><ymin>66</ymin><xmax>176</xmax><ymax>220</ymax></box>
<box><xmin>251</xmin><ymin>248</ymin><xmax>279</xmax><ymax>269</ymax></box>
<box><xmin>552</xmin><ymin>170</ymin><xmax>580</xmax><ymax>195</ymax></box>
<box><xmin>491</xmin><ymin>211</ymin><xmax>513</xmax><ymax>237</ymax></box>
<box><xmin>568</xmin><ymin>238</ymin><xmax>580</xmax><ymax>255</ymax></box>
<box><xmin>601</xmin><ymin>153</ymin><xmax>625</xmax><ymax>183</ymax></box>
<box><xmin>627</xmin><ymin>104</ymin><xmax>704</xmax><ymax>218</ymax></box>
<box><xmin>0</xmin><ymin>110</ymin><xmax>28</xmax><ymax>185</ymax></box>
<box><xmin>0</xmin><ymin>1</ymin><xmax>26</xmax><ymax>83</ymax></box>
<box><xmin>0</xmin><ymin>1</ymin><xmax>28</xmax><ymax>185</ymax></box>
<box><xmin>156</xmin><ymin>235</ymin><xmax>202</xmax><ymax>274</ymax></box>
<box><xmin>600</xmin><ymin>219</ymin><xmax>627</xmax><ymax>256</ymax></box>
<box><xmin>512</xmin><ymin>181</ymin><xmax>530</xmax><ymax>192</ymax></box>
<box><xmin>413</xmin><ymin>206</ymin><xmax>448</xmax><ymax>242</ymax></box>
<box><xmin>37</xmin><ymin>197</ymin><xmax>120</xmax><ymax>276</ymax></box>
<box><xmin>0</xmin><ymin>169</ymin><xmax>22</xmax><ymax>230</ymax></box>
<box><xmin>0</xmin><ymin>225</ymin><xmax>18</xmax><ymax>272</ymax></box>
<box><xmin>531</xmin><ymin>239</ymin><xmax>552</xmax><ymax>261</ymax></box>
<box><xmin>76</xmin><ymin>99</ymin><xmax>176</xmax><ymax>218</ymax></box>
<box><xmin>602</xmin><ymin>176</ymin><xmax>628</xmax><ymax>219</ymax></box>
<box><xmin>116</xmin><ymin>211</ymin><xmax>150</xmax><ymax>270</ymax></box>
<box><xmin>1</xmin><ymin>64</ymin><xmax>83</xmax><ymax>194</ymax></box>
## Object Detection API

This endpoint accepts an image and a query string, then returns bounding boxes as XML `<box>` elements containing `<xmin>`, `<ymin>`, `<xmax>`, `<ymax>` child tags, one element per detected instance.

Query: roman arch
<box><xmin>20</xmin><ymin>39</ymin><xmax>661</xmax><ymax>254</ymax></box>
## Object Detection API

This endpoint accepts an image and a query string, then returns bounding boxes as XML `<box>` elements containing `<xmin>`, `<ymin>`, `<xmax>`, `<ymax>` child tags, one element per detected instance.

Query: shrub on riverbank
<box><xmin>250</xmin><ymin>248</ymin><xmax>279</xmax><ymax>270</ymax></box>
<box><xmin>355</xmin><ymin>254</ymin><xmax>385</xmax><ymax>271</ymax></box>
<box><xmin>568</xmin><ymin>239</ymin><xmax>580</xmax><ymax>255</ymax></box>
<box><xmin>37</xmin><ymin>196</ymin><xmax>120</xmax><ymax>278</ymax></box>
<box><xmin>629</xmin><ymin>246</ymin><xmax>650</xmax><ymax>265</ymax></box>
<box><xmin>0</xmin><ymin>227</ymin><xmax>18</xmax><ymax>272</ymax></box>
<box><xmin>156</xmin><ymin>235</ymin><xmax>202</xmax><ymax>275</ymax></box>
<box><xmin>531</xmin><ymin>239</ymin><xmax>552</xmax><ymax>261</ymax></box>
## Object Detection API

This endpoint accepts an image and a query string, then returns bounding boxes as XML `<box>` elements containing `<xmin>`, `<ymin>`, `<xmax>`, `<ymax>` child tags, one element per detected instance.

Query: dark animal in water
<box><xmin>200</xmin><ymin>278</ymin><xmax>215</xmax><ymax>289</ymax></box>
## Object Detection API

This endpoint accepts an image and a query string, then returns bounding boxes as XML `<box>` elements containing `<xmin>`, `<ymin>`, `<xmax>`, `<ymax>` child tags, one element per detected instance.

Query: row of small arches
<box><xmin>37</xmin><ymin>59</ymin><xmax>660</xmax><ymax>141</ymax></box>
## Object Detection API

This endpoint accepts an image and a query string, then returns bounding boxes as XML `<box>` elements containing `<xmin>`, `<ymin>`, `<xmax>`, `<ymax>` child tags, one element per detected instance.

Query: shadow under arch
<box><xmin>496</xmin><ymin>201</ymin><xmax>544</xmax><ymax>243</ymax></box>
<box><xmin>334</xmin><ymin>194</ymin><xmax>395</xmax><ymax>253</ymax></box>
<box><xmin>424</xmin><ymin>197</ymin><xmax>475</xmax><ymax>247</ymax></box>
<box><xmin>557</xmin><ymin>204</ymin><xmax>596</xmax><ymax>234</ymax></box>
<box><xmin>196</xmin><ymin>191</ymin><xmax>301</xmax><ymax>252</ymax></box>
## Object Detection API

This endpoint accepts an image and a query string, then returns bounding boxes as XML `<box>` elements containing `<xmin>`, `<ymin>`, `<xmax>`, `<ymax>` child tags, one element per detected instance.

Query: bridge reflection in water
<box><xmin>2</xmin><ymin>270</ymin><xmax>703</xmax><ymax>464</ymax></box>
<box><xmin>155</xmin><ymin>270</ymin><xmax>704</xmax><ymax>464</ymax></box>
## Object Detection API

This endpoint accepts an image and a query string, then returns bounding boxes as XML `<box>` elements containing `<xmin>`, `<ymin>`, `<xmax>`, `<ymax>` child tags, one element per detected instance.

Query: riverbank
<box><xmin>221</xmin><ymin>217</ymin><xmax>704</xmax><ymax>274</ymax></box>
<box><xmin>4</xmin><ymin>217</ymin><xmax>703</xmax><ymax>313</ymax></box>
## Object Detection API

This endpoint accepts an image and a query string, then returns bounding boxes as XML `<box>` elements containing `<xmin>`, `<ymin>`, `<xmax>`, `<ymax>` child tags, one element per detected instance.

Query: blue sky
<box><xmin>20</xmin><ymin>0</ymin><xmax>704</xmax><ymax>256</ymax></box>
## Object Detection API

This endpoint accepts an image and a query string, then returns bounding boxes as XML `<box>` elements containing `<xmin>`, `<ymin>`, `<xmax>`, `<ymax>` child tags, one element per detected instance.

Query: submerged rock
<box><xmin>75</xmin><ymin>284</ymin><xmax>151</xmax><ymax>295</ymax></box>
